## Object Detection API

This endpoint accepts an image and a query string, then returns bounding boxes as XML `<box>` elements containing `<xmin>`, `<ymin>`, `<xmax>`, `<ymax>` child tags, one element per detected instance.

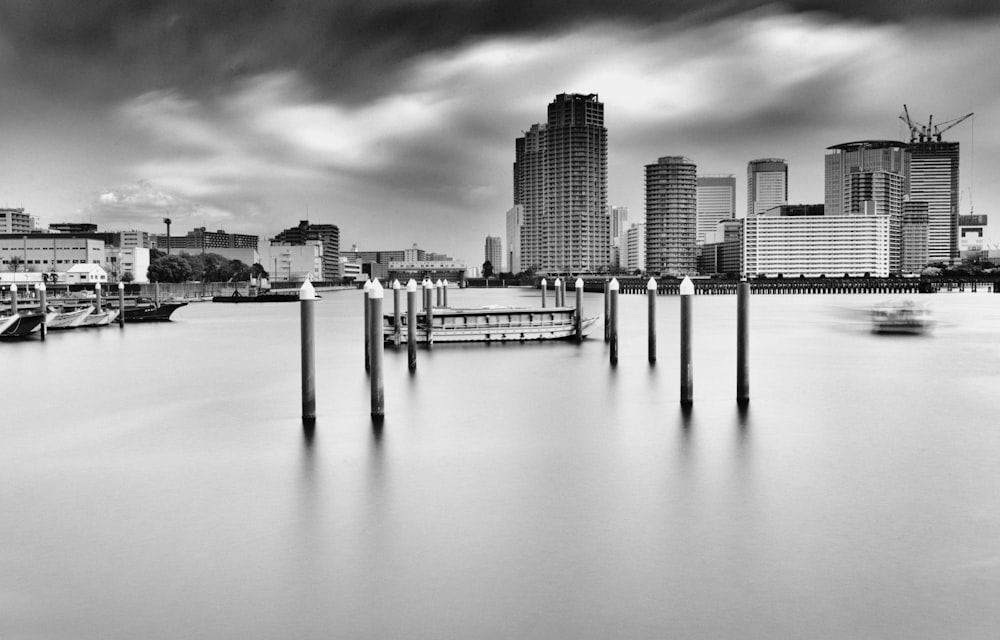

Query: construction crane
<box><xmin>899</xmin><ymin>104</ymin><xmax>974</xmax><ymax>143</ymax></box>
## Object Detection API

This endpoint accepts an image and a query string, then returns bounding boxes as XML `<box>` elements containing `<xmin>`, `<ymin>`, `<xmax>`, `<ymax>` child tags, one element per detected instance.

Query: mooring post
<box><xmin>154</xmin><ymin>282</ymin><xmax>160</xmax><ymax>307</ymax></box>
<box><xmin>604</xmin><ymin>279</ymin><xmax>610</xmax><ymax>342</ymax></box>
<box><xmin>554</xmin><ymin>277</ymin><xmax>562</xmax><ymax>307</ymax></box>
<box><xmin>540</xmin><ymin>278</ymin><xmax>547</xmax><ymax>308</ymax></box>
<box><xmin>737</xmin><ymin>278</ymin><xmax>750</xmax><ymax>408</ymax></box>
<box><xmin>575</xmin><ymin>277</ymin><xmax>584</xmax><ymax>342</ymax></box>
<box><xmin>424</xmin><ymin>278</ymin><xmax>434</xmax><ymax>348</ymax></box>
<box><xmin>406</xmin><ymin>279</ymin><xmax>418</xmax><ymax>371</ymax></box>
<box><xmin>648</xmin><ymin>277</ymin><xmax>657</xmax><ymax>364</ymax></box>
<box><xmin>8</xmin><ymin>283</ymin><xmax>17</xmax><ymax>315</ymax></box>
<box><xmin>94</xmin><ymin>282</ymin><xmax>102</xmax><ymax>313</ymax></box>
<box><xmin>392</xmin><ymin>279</ymin><xmax>401</xmax><ymax>346</ymax></box>
<box><xmin>443</xmin><ymin>279</ymin><xmax>449</xmax><ymax>307</ymax></box>
<box><xmin>369</xmin><ymin>279</ymin><xmax>385</xmax><ymax>418</ymax></box>
<box><xmin>118</xmin><ymin>282</ymin><xmax>125</xmax><ymax>329</ymax></box>
<box><xmin>37</xmin><ymin>283</ymin><xmax>47</xmax><ymax>340</ymax></box>
<box><xmin>363</xmin><ymin>280</ymin><xmax>372</xmax><ymax>373</ymax></box>
<box><xmin>680</xmin><ymin>276</ymin><xmax>694</xmax><ymax>407</ymax></box>
<box><xmin>436</xmin><ymin>279</ymin><xmax>443</xmax><ymax>307</ymax></box>
<box><xmin>299</xmin><ymin>280</ymin><xmax>317</xmax><ymax>420</ymax></box>
<box><xmin>563</xmin><ymin>278</ymin><xmax>568</xmax><ymax>307</ymax></box>
<box><xmin>609</xmin><ymin>278</ymin><xmax>619</xmax><ymax>365</ymax></box>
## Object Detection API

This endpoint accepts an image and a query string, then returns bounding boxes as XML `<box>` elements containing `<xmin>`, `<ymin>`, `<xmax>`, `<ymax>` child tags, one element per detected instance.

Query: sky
<box><xmin>1</xmin><ymin>0</ymin><xmax>999</xmax><ymax>267</ymax></box>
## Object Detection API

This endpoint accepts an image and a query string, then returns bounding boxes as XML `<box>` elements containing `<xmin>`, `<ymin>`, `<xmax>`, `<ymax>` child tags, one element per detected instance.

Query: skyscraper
<box><xmin>909</xmin><ymin>141</ymin><xmax>960</xmax><ymax>262</ymax></box>
<box><xmin>645</xmin><ymin>156</ymin><xmax>697</xmax><ymax>276</ymax></box>
<box><xmin>825</xmin><ymin>140</ymin><xmax>908</xmax><ymax>272</ymax></box>
<box><xmin>514</xmin><ymin>93</ymin><xmax>609</xmax><ymax>273</ymax></box>
<box><xmin>696</xmin><ymin>175</ymin><xmax>736</xmax><ymax>244</ymax></box>
<box><xmin>609</xmin><ymin>205</ymin><xmax>628</xmax><ymax>269</ymax></box>
<box><xmin>484</xmin><ymin>235</ymin><xmax>502</xmax><ymax>273</ymax></box>
<box><xmin>747</xmin><ymin>159</ymin><xmax>787</xmax><ymax>216</ymax></box>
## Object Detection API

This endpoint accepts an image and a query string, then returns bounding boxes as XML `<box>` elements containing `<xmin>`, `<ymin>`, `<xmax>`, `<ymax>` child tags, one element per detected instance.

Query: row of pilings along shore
<box><xmin>568</xmin><ymin>278</ymin><xmax>996</xmax><ymax>295</ymax></box>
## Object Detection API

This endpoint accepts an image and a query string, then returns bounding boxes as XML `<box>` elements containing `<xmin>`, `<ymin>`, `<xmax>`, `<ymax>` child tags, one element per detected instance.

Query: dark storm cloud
<box><xmin>2</xmin><ymin>0</ymin><xmax>998</xmax><ymax>102</ymax></box>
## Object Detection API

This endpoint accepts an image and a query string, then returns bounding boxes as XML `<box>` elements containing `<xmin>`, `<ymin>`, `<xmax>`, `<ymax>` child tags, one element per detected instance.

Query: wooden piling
<box><xmin>443</xmin><ymin>279</ymin><xmax>449</xmax><ymax>307</ymax></box>
<box><xmin>392</xmin><ymin>279</ymin><xmax>401</xmax><ymax>346</ymax></box>
<box><xmin>8</xmin><ymin>283</ymin><xmax>16</xmax><ymax>314</ymax></box>
<box><xmin>407</xmin><ymin>279</ymin><xmax>417</xmax><ymax>371</ymax></box>
<box><xmin>368</xmin><ymin>279</ymin><xmax>385</xmax><ymax>418</ymax></box>
<box><xmin>554</xmin><ymin>278</ymin><xmax>563</xmax><ymax>307</ymax></box>
<box><xmin>95</xmin><ymin>282</ymin><xmax>102</xmax><ymax>312</ymax></box>
<box><xmin>424</xmin><ymin>278</ymin><xmax>434</xmax><ymax>347</ymax></box>
<box><xmin>609</xmin><ymin>277</ymin><xmax>619</xmax><ymax>366</ymax></box>
<box><xmin>575</xmin><ymin>277</ymin><xmax>584</xmax><ymax>343</ymax></box>
<box><xmin>737</xmin><ymin>279</ymin><xmax>750</xmax><ymax>407</ymax></box>
<box><xmin>363</xmin><ymin>281</ymin><xmax>372</xmax><ymax>373</ymax></box>
<box><xmin>299</xmin><ymin>280</ymin><xmax>317</xmax><ymax>420</ymax></box>
<box><xmin>436</xmin><ymin>279</ymin><xmax>443</xmax><ymax>307</ymax></box>
<box><xmin>680</xmin><ymin>276</ymin><xmax>694</xmax><ymax>407</ymax></box>
<box><xmin>648</xmin><ymin>277</ymin><xmax>657</xmax><ymax>364</ymax></box>
<box><xmin>541</xmin><ymin>278</ymin><xmax>547</xmax><ymax>308</ymax></box>
<box><xmin>37</xmin><ymin>283</ymin><xmax>47</xmax><ymax>340</ymax></box>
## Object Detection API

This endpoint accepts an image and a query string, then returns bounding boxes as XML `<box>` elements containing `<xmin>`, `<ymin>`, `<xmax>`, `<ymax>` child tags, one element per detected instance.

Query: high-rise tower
<box><xmin>909</xmin><ymin>141</ymin><xmax>960</xmax><ymax>262</ymax></box>
<box><xmin>747</xmin><ymin>159</ymin><xmax>787</xmax><ymax>216</ymax></box>
<box><xmin>514</xmin><ymin>93</ymin><xmax>609</xmax><ymax>273</ymax></box>
<box><xmin>484</xmin><ymin>235</ymin><xmax>503</xmax><ymax>273</ymax></box>
<box><xmin>696</xmin><ymin>175</ymin><xmax>736</xmax><ymax>244</ymax></box>
<box><xmin>645</xmin><ymin>156</ymin><xmax>697</xmax><ymax>276</ymax></box>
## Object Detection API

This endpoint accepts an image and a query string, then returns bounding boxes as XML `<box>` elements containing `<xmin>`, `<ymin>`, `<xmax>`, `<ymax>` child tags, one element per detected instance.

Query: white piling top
<box><xmin>541</xmin><ymin>278</ymin><xmax>547</xmax><ymax>287</ymax></box>
<box><xmin>680</xmin><ymin>276</ymin><xmax>694</xmax><ymax>296</ymax></box>
<box><xmin>10</xmin><ymin>283</ymin><xmax>16</xmax><ymax>292</ymax></box>
<box><xmin>299</xmin><ymin>279</ymin><xmax>317</xmax><ymax>300</ymax></box>
<box><xmin>424</xmin><ymin>278</ymin><xmax>434</xmax><ymax>289</ymax></box>
<box><xmin>554</xmin><ymin>277</ymin><xmax>562</xmax><ymax>286</ymax></box>
<box><xmin>392</xmin><ymin>279</ymin><xmax>400</xmax><ymax>290</ymax></box>
<box><xmin>118</xmin><ymin>282</ymin><xmax>125</xmax><ymax>290</ymax></box>
<box><xmin>443</xmin><ymin>279</ymin><xmax>449</xmax><ymax>287</ymax></box>
<box><xmin>609</xmin><ymin>277</ymin><xmax>619</xmax><ymax>291</ymax></box>
<box><xmin>363</xmin><ymin>280</ymin><xmax>372</xmax><ymax>291</ymax></box>
<box><xmin>369</xmin><ymin>278</ymin><xmax>384</xmax><ymax>299</ymax></box>
<box><xmin>95</xmin><ymin>282</ymin><xmax>101</xmax><ymax>291</ymax></box>
<box><xmin>647</xmin><ymin>277</ymin><xmax>657</xmax><ymax>290</ymax></box>
<box><xmin>406</xmin><ymin>278</ymin><xmax>417</xmax><ymax>292</ymax></box>
<box><xmin>575</xmin><ymin>277</ymin><xmax>584</xmax><ymax>289</ymax></box>
<box><xmin>36</xmin><ymin>282</ymin><xmax>46</xmax><ymax>292</ymax></box>
<box><xmin>436</xmin><ymin>279</ymin><xmax>443</xmax><ymax>288</ymax></box>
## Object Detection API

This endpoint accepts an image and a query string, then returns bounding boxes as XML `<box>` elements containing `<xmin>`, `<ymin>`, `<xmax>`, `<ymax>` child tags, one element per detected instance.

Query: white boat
<box><xmin>383</xmin><ymin>305</ymin><xmax>598</xmax><ymax>344</ymax></box>
<box><xmin>47</xmin><ymin>306</ymin><xmax>94</xmax><ymax>330</ymax></box>
<box><xmin>81</xmin><ymin>308</ymin><xmax>119</xmax><ymax>327</ymax></box>
<box><xmin>0</xmin><ymin>314</ymin><xmax>19</xmax><ymax>335</ymax></box>
<box><xmin>871</xmin><ymin>300</ymin><xmax>932</xmax><ymax>334</ymax></box>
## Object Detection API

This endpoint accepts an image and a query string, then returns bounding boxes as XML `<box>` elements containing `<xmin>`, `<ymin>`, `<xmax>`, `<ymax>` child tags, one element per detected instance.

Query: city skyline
<box><xmin>1</xmin><ymin>1</ymin><xmax>998</xmax><ymax>266</ymax></box>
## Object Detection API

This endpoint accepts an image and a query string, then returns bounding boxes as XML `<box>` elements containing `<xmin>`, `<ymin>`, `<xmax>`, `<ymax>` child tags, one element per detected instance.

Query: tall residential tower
<box><xmin>514</xmin><ymin>93</ymin><xmax>609</xmax><ymax>273</ymax></box>
<box><xmin>645</xmin><ymin>156</ymin><xmax>697</xmax><ymax>276</ymax></box>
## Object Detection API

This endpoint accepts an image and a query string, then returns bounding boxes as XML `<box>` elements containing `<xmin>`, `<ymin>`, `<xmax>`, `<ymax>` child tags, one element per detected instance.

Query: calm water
<box><xmin>2</xmin><ymin>288</ymin><xmax>999</xmax><ymax>639</ymax></box>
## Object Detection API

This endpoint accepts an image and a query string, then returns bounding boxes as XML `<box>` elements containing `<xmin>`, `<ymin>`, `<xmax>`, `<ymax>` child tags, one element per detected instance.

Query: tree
<box><xmin>251</xmin><ymin>263</ymin><xmax>269</xmax><ymax>284</ymax></box>
<box><xmin>121</xmin><ymin>271</ymin><xmax>134</xmax><ymax>283</ymax></box>
<box><xmin>7</xmin><ymin>255</ymin><xmax>24</xmax><ymax>272</ymax></box>
<box><xmin>228</xmin><ymin>260</ymin><xmax>251</xmax><ymax>282</ymax></box>
<box><xmin>482</xmin><ymin>260</ymin><xmax>494</xmax><ymax>279</ymax></box>
<box><xmin>147</xmin><ymin>254</ymin><xmax>193</xmax><ymax>283</ymax></box>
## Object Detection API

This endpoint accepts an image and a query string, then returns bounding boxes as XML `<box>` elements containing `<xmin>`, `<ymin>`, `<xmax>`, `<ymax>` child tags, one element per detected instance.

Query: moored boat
<box><xmin>47</xmin><ymin>306</ymin><xmax>94</xmax><ymax>330</ymax></box>
<box><xmin>123</xmin><ymin>301</ymin><xmax>188</xmax><ymax>322</ymax></box>
<box><xmin>81</xmin><ymin>308</ymin><xmax>120</xmax><ymax>327</ymax></box>
<box><xmin>0</xmin><ymin>312</ymin><xmax>46</xmax><ymax>339</ymax></box>
<box><xmin>871</xmin><ymin>299</ymin><xmax>932</xmax><ymax>334</ymax></box>
<box><xmin>383</xmin><ymin>305</ymin><xmax>597</xmax><ymax>344</ymax></box>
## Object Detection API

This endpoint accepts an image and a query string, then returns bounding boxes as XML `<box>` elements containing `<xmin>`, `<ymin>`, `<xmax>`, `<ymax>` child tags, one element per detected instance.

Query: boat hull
<box><xmin>48</xmin><ymin>306</ymin><xmax>94</xmax><ymax>329</ymax></box>
<box><xmin>0</xmin><ymin>312</ymin><xmax>46</xmax><ymax>339</ymax></box>
<box><xmin>383</xmin><ymin>306</ymin><xmax>597</xmax><ymax>344</ymax></box>
<box><xmin>123</xmin><ymin>301</ymin><xmax>188</xmax><ymax>322</ymax></box>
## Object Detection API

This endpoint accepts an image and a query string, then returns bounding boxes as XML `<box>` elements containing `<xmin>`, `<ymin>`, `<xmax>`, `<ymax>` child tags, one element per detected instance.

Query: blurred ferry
<box><xmin>870</xmin><ymin>300</ymin><xmax>933</xmax><ymax>335</ymax></box>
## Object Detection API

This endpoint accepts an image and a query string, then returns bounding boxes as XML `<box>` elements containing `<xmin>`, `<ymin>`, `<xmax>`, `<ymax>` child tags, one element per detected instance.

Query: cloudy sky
<box><xmin>1</xmin><ymin>0</ymin><xmax>998</xmax><ymax>265</ymax></box>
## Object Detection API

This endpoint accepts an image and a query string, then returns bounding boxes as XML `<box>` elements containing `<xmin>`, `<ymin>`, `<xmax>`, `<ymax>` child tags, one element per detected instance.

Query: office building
<box><xmin>901</xmin><ymin>203</ymin><xmax>930</xmax><ymax>273</ymax></box>
<box><xmin>514</xmin><ymin>93</ymin><xmax>609</xmax><ymax>273</ymax></box>
<box><xmin>622</xmin><ymin>223</ymin><xmax>645</xmax><ymax>273</ymax></box>
<box><xmin>1</xmin><ymin>208</ymin><xmax>33</xmax><ymax>234</ymax></box>
<box><xmin>696</xmin><ymin>175</ymin><xmax>736</xmax><ymax>244</ymax></box>
<box><xmin>162</xmin><ymin>227</ymin><xmax>259</xmax><ymax>251</ymax></box>
<box><xmin>484</xmin><ymin>236</ymin><xmax>503</xmax><ymax>273</ymax></box>
<box><xmin>505</xmin><ymin>205</ymin><xmax>522</xmax><ymax>274</ymax></box>
<box><xmin>645</xmin><ymin>156</ymin><xmax>697</xmax><ymax>276</ymax></box>
<box><xmin>744</xmin><ymin>206</ymin><xmax>890</xmax><ymax>277</ymax></box>
<box><xmin>609</xmin><ymin>205</ymin><xmax>629</xmax><ymax>269</ymax></box>
<box><xmin>271</xmin><ymin>220</ymin><xmax>340</xmax><ymax>280</ymax></box>
<box><xmin>909</xmin><ymin>140</ymin><xmax>961</xmax><ymax>262</ymax></box>
<box><xmin>747</xmin><ymin>159</ymin><xmax>787</xmax><ymax>216</ymax></box>
<box><xmin>697</xmin><ymin>219</ymin><xmax>743</xmax><ymax>276</ymax></box>
<box><xmin>825</xmin><ymin>140</ymin><xmax>908</xmax><ymax>272</ymax></box>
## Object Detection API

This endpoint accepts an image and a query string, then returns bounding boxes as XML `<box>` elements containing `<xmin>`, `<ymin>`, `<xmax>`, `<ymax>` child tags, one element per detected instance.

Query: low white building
<box><xmin>261</xmin><ymin>242</ymin><xmax>323</xmax><ymax>282</ymax></box>
<box><xmin>744</xmin><ymin>209</ymin><xmax>890</xmax><ymax>277</ymax></box>
<box><xmin>107</xmin><ymin>246</ymin><xmax>151</xmax><ymax>283</ymax></box>
<box><xmin>65</xmin><ymin>264</ymin><xmax>109</xmax><ymax>283</ymax></box>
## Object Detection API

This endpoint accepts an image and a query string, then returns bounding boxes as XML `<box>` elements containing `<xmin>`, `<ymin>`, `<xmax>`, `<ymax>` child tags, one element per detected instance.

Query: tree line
<box><xmin>146</xmin><ymin>249</ymin><xmax>268</xmax><ymax>283</ymax></box>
